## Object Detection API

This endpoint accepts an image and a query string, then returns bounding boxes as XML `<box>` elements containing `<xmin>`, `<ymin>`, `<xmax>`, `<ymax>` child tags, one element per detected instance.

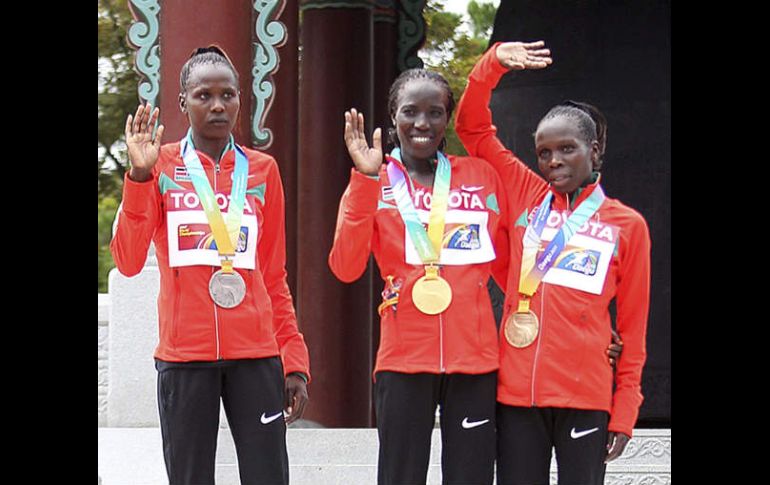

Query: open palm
<box><xmin>125</xmin><ymin>104</ymin><xmax>165</xmax><ymax>179</ymax></box>
<box><xmin>343</xmin><ymin>108</ymin><xmax>382</xmax><ymax>176</ymax></box>
<box><xmin>496</xmin><ymin>40</ymin><xmax>553</xmax><ymax>71</ymax></box>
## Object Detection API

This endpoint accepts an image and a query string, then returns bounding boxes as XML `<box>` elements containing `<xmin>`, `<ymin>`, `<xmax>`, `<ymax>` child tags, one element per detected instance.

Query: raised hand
<box><xmin>495</xmin><ymin>40</ymin><xmax>553</xmax><ymax>71</ymax></box>
<box><xmin>125</xmin><ymin>104</ymin><xmax>165</xmax><ymax>182</ymax></box>
<box><xmin>343</xmin><ymin>108</ymin><xmax>383</xmax><ymax>176</ymax></box>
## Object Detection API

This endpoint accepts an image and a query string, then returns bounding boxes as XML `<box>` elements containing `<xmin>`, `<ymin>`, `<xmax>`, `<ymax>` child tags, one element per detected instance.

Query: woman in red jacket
<box><xmin>328</xmin><ymin>67</ymin><xmax>522</xmax><ymax>484</ymax></box>
<box><xmin>111</xmin><ymin>45</ymin><xmax>310</xmax><ymax>485</ymax></box>
<box><xmin>456</xmin><ymin>41</ymin><xmax>651</xmax><ymax>485</ymax></box>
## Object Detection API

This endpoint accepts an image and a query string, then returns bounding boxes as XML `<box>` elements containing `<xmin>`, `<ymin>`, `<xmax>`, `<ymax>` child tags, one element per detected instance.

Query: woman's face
<box><xmin>535</xmin><ymin>115</ymin><xmax>599</xmax><ymax>194</ymax></box>
<box><xmin>179</xmin><ymin>63</ymin><xmax>240</xmax><ymax>141</ymax></box>
<box><xmin>391</xmin><ymin>78</ymin><xmax>449</xmax><ymax>163</ymax></box>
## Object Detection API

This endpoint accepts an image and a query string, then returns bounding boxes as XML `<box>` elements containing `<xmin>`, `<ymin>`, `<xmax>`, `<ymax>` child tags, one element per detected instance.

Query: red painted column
<box><xmin>297</xmin><ymin>0</ymin><xmax>375</xmax><ymax>427</ymax></box>
<box><xmin>370</xmin><ymin>0</ymin><xmax>399</xmax><ymax>425</ymax></box>
<box><xmin>261</xmin><ymin>1</ymin><xmax>300</xmax><ymax>299</ymax></box>
<box><xmin>158</xmin><ymin>0</ymin><xmax>255</xmax><ymax>146</ymax></box>
<box><xmin>373</xmin><ymin>2</ymin><xmax>399</xmax><ymax>132</ymax></box>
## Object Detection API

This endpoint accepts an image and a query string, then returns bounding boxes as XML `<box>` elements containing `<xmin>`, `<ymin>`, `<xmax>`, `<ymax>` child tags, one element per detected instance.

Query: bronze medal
<box><xmin>208</xmin><ymin>269</ymin><xmax>246</xmax><ymax>308</ymax></box>
<box><xmin>504</xmin><ymin>311</ymin><xmax>539</xmax><ymax>348</ymax></box>
<box><xmin>412</xmin><ymin>273</ymin><xmax>452</xmax><ymax>315</ymax></box>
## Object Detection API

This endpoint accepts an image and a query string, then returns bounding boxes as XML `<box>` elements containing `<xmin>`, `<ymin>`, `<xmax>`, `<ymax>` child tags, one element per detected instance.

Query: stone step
<box><xmin>98</xmin><ymin>428</ymin><xmax>670</xmax><ymax>485</ymax></box>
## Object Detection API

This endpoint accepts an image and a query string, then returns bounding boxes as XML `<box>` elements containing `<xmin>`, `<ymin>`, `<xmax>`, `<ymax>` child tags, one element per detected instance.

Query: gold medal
<box><xmin>504</xmin><ymin>310</ymin><xmax>539</xmax><ymax>348</ymax></box>
<box><xmin>411</xmin><ymin>265</ymin><xmax>452</xmax><ymax>315</ymax></box>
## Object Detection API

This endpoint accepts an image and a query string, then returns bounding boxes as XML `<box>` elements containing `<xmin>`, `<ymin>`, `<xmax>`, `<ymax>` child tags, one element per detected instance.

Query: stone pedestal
<box><xmin>98</xmin><ymin>428</ymin><xmax>671</xmax><ymax>484</ymax></box>
<box><xmin>106</xmin><ymin>266</ymin><xmax>161</xmax><ymax>427</ymax></box>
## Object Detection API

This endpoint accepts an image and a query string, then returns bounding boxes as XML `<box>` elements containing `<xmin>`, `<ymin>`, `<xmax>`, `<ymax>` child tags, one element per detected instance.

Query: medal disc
<box><xmin>504</xmin><ymin>311</ymin><xmax>539</xmax><ymax>348</ymax></box>
<box><xmin>209</xmin><ymin>270</ymin><xmax>246</xmax><ymax>308</ymax></box>
<box><xmin>411</xmin><ymin>275</ymin><xmax>452</xmax><ymax>315</ymax></box>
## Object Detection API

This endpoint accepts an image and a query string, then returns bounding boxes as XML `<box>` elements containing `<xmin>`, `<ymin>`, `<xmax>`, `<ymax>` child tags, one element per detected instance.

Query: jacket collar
<box><xmin>550</xmin><ymin>172</ymin><xmax>602</xmax><ymax>211</ymax></box>
<box><xmin>181</xmin><ymin>129</ymin><xmax>236</xmax><ymax>167</ymax></box>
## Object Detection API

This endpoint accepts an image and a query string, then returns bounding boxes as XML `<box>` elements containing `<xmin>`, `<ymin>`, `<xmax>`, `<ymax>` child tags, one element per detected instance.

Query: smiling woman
<box><xmin>387</xmin><ymin>71</ymin><xmax>454</xmax><ymax>187</ymax></box>
<box><xmin>109</xmin><ymin>45</ymin><xmax>311</xmax><ymax>485</ymax></box>
<box><xmin>329</xmin><ymin>69</ymin><xmax>506</xmax><ymax>484</ymax></box>
<box><xmin>327</xmin><ymin>64</ymin><xmax>524</xmax><ymax>484</ymax></box>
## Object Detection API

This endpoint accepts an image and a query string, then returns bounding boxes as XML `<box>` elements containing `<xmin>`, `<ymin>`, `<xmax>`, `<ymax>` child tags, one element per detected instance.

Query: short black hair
<box><xmin>179</xmin><ymin>45</ymin><xmax>239</xmax><ymax>92</ymax></box>
<box><xmin>537</xmin><ymin>100</ymin><xmax>608</xmax><ymax>168</ymax></box>
<box><xmin>387</xmin><ymin>69</ymin><xmax>455</xmax><ymax>150</ymax></box>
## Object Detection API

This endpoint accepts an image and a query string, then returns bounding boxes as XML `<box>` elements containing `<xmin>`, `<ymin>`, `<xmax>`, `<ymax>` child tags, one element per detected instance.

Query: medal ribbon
<box><xmin>180</xmin><ymin>130</ymin><xmax>248</xmax><ymax>272</ymax></box>
<box><xmin>386</xmin><ymin>148</ymin><xmax>451</xmax><ymax>264</ymax></box>
<box><xmin>517</xmin><ymin>184</ymin><xmax>606</xmax><ymax>308</ymax></box>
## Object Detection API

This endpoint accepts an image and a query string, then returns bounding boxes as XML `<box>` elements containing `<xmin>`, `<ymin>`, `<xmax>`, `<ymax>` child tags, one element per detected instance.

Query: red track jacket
<box><xmin>329</xmin><ymin>157</ymin><xmax>510</xmax><ymax>376</ymax></box>
<box><xmin>111</xmin><ymin>140</ymin><xmax>310</xmax><ymax>380</ymax></box>
<box><xmin>455</xmin><ymin>45</ymin><xmax>650</xmax><ymax>436</ymax></box>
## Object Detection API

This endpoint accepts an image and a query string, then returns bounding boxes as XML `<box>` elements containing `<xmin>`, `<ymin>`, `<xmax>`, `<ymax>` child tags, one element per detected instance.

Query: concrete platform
<box><xmin>98</xmin><ymin>427</ymin><xmax>670</xmax><ymax>484</ymax></box>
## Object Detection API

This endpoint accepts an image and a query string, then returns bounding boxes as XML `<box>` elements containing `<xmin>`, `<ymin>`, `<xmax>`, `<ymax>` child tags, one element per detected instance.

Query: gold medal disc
<box><xmin>412</xmin><ymin>275</ymin><xmax>452</xmax><ymax>315</ymax></box>
<box><xmin>504</xmin><ymin>311</ymin><xmax>540</xmax><ymax>348</ymax></box>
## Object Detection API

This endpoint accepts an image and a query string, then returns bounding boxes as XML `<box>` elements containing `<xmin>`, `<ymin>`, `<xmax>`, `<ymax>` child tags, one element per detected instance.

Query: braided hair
<box><xmin>537</xmin><ymin>100</ymin><xmax>608</xmax><ymax>170</ymax></box>
<box><xmin>179</xmin><ymin>45</ymin><xmax>239</xmax><ymax>92</ymax></box>
<box><xmin>387</xmin><ymin>68</ymin><xmax>455</xmax><ymax>152</ymax></box>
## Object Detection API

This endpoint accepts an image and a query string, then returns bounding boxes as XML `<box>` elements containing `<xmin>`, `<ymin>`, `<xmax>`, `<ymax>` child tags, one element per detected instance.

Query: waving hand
<box><xmin>343</xmin><ymin>108</ymin><xmax>382</xmax><ymax>176</ymax></box>
<box><xmin>125</xmin><ymin>104</ymin><xmax>165</xmax><ymax>182</ymax></box>
<box><xmin>496</xmin><ymin>41</ymin><xmax>553</xmax><ymax>71</ymax></box>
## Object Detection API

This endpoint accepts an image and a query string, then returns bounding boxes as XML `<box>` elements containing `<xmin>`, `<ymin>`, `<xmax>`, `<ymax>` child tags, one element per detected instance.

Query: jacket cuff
<box><xmin>471</xmin><ymin>42</ymin><xmax>510</xmax><ymax>84</ymax></box>
<box><xmin>347</xmin><ymin>168</ymin><xmax>380</xmax><ymax>214</ymax></box>
<box><xmin>121</xmin><ymin>171</ymin><xmax>157</xmax><ymax>214</ymax></box>
<box><xmin>287</xmin><ymin>371</ymin><xmax>308</xmax><ymax>384</ymax></box>
<box><xmin>608</xmin><ymin>408</ymin><xmax>637</xmax><ymax>437</ymax></box>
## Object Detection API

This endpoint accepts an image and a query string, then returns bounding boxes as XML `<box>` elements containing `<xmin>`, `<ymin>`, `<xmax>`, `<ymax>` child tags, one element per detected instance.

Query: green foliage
<box><xmin>98</xmin><ymin>197</ymin><xmax>119</xmax><ymax>293</ymax></box>
<box><xmin>98</xmin><ymin>0</ymin><xmax>138</xmax><ymax>200</ymax></box>
<box><xmin>423</xmin><ymin>3</ymin><xmax>462</xmax><ymax>54</ymax></box>
<box><xmin>467</xmin><ymin>0</ymin><xmax>497</xmax><ymax>39</ymax></box>
<box><xmin>422</xmin><ymin>0</ymin><xmax>495</xmax><ymax>156</ymax></box>
<box><xmin>99</xmin><ymin>0</ymin><xmax>138</xmax><ymax>292</ymax></box>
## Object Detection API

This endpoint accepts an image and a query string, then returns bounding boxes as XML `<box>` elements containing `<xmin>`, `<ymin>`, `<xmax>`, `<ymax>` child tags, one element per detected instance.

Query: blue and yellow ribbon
<box><xmin>386</xmin><ymin>148</ymin><xmax>451</xmax><ymax>264</ymax></box>
<box><xmin>518</xmin><ymin>184</ymin><xmax>606</xmax><ymax>311</ymax></box>
<box><xmin>180</xmin><ymin>130</ymin><xmax>248</xmax><ymax>272</ymax></box>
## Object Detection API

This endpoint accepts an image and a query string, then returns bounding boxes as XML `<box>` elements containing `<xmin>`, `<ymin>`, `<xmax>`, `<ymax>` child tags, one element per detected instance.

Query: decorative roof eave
<box><xmin>127</xmin><ymin>0</ymin><xmax>161</xmax><ymax>110</ymax></box>
<box><xmin>397</xmin><ymin>0</ymin><xmax>425</xmax><ymax>71</ymax></box>
<box><xmin>251</xmin><ymin>0</ymin><xmax>287</xmax><ymax>149</ymax></box>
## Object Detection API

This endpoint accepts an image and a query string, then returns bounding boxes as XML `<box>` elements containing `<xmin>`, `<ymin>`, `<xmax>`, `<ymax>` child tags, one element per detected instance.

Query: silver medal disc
<box><xmin>208</xmin><ymin>270</ymin><xmax>246</xmax><ymax>308</ymax></box>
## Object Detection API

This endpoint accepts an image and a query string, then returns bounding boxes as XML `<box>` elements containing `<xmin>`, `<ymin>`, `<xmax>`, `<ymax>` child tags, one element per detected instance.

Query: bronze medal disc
<box><xmin>504</xmin><ymin>311</ymin><xmax>540</xmax><ymax>348</ymax></box>
<box><xmin>208</xmin><ymin>270</ymin><xmax>246</xmax><ymax>308</ymax></box>
<box><xmin>411</xmin><ymin>275</ymin><xmax>452</xmax><ymax>315</ymax></box>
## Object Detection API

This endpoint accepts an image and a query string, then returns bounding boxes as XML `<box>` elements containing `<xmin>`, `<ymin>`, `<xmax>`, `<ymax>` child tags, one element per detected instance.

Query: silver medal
<box><xmin>208</xmin><ymin>270</ymin><xmax>246</xmax><ymax>308</ymax></box>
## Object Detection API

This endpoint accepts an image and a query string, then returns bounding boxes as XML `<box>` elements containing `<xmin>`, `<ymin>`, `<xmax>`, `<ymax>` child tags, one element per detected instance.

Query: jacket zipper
<box><xmin>530</xmin><ymin>284</ymin><xmax>545</xmax><ymax>406</ymax></box>
<box><xmin>213</xmin><ymin>160</ymin><xmax>223</xmax><ymax>360</ymax></box>
<box><xmin>439</xmin><ymin>313</ymin><xmax>446</xmax><ymax>373</ymax></box>
<box><xmin>214</xmin><ymin>284</ymin><xmax>222</xmax><ymax>360</ymax></box>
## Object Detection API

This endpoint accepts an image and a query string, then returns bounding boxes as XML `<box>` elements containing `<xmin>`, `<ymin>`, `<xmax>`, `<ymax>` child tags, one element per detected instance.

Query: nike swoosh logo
<box><xmin>460</xmin><ymin>185</ymin><xmax>484</xmax><ymax>192</ymax></box>
<box><xmin>461</xmin><ymin>417</ymin><xmax>490</xmax><ymax>429</ymax></box>
<box><xmin>570</xmin><ymin>427</ymin><xmax>599</xmax><ymax>439</ymax></box>
<box><xmin>260</xmin><ymin>411</ymin><xmax>284</xmax><ymax>425</ymax></box>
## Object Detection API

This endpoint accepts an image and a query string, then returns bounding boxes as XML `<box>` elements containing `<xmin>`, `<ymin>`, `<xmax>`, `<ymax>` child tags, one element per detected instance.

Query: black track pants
<box><xmin>496</xmin><ymin>405</ymin><xmax>609</xmax><ymax>485</ymax></box>
<box><xmin>374</xmin><ymin>371</ymin><xmax>497</xmax><ymax>485</ymax></box>
<box><xmin>155</xmin><ymin>357</ymin><xmax>289</xmax><ymax>485</ymax></box>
